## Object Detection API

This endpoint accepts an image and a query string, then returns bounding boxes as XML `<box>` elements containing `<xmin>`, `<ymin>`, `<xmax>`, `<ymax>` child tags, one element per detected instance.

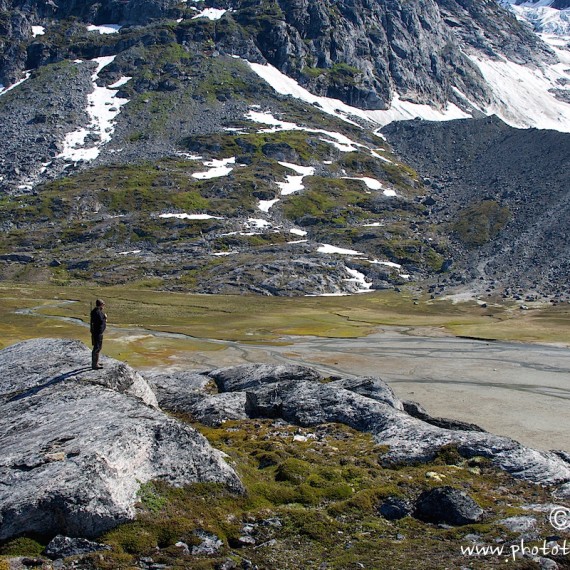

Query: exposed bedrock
<box><xmin>0</xmin><ymin>339</ymin><xmax>243</xmax><ymax>542</ymax></box>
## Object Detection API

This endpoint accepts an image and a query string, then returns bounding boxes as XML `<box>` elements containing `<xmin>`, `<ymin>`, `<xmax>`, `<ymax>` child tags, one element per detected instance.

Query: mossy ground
<box><xmin>3</xmin><ymin>420</ymin><xmax>566</xmax><ymax>569</ymax></box>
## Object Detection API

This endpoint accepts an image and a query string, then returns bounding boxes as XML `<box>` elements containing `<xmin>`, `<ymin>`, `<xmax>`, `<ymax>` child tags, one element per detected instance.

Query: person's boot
<box><xmin>92</xmin><ymin>353</ymin><xmax>103</xmax><ymax>370</ymax></box>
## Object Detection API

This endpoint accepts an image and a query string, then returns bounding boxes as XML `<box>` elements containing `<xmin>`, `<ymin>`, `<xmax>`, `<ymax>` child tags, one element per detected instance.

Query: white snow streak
<box><xmin>318</xmin><ymin>244</ymin><xmax>364</xmax><ymax>255</ymax></box>
<box><xmin>32</xmin><ymin>26</ymin><xmax>45</xmax><ymax>37</ymax></box>
<box><xmin>370</xmin><ymin>259</ymin><xmax>402</xmax><ymax>269</ymax></box>
<box><xmin>160</xmin><ymin>213</ymin><xmax>223</xmax><ymax>220</ymax></box>
<box><xmin>57</xmin><ymin>57</ymin><xmax>131</xmax><ymax>162</ymax></box>
<box><xmin>247</xmin><ymin>109</ymin><xmax>370</xmax><ymax>154</ymax></box>
<box><xmin>0</xmin><ymin>72</ymin><xmax>31</xmax><ymax>97</ymax></box>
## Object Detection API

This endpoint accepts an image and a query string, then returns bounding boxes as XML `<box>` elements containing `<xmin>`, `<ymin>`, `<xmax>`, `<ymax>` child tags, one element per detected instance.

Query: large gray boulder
<box><xmin>414</xmin><ymin>487</ymin><xmax>484</xmax><ymax>526</ymax></box>
<box><xmin>0</xmin><ymin>339</ymin><xmax>243</xmax><ymax>541</ymax></box>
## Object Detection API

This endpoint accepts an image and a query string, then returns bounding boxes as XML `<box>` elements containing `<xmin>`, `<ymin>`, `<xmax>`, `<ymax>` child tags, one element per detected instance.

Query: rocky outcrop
<box><xmin>152</xmin><ymin>362</ymin><xmax>570</xmax><ymax>490</ymax></box>
<box><xmin>44</xmin><ymin>535</ymin><xmax>111</xmax><ymax>560</ymax></box>
<box><xmin>0</xmin><ymin>339</ymin><xmax>242</xmax><ymax>542</ymax></box>
<box><xmin>222</xmin><ymin>0</ymin><xmax>551</xmax><ymax>111</ymax></box>
<box><xmin>2</xmin><ymin>341</ymin><xmax>569</xmax><ymax>548</ymax></box>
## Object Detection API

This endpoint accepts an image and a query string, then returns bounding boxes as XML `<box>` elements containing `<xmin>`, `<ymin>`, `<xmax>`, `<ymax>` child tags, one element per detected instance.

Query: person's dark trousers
<box><xmin>92</xmin><ymin>332</ymin><xmax>104</xmax><ymax>369</ymax></box>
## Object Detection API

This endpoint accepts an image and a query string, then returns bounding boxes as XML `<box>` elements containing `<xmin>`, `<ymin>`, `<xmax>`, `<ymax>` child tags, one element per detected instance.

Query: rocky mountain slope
<box><xmin>0</xmin><ymin>0</ymin><xmax>569</xmax><ymax>297</ymax></box>
<box><xmin>383</xmin><ymin>115</ymin><xmax>570</xmax><ymax>301</ymax></box>
<box><xmin>1</xmin><ymin>339</ymin><xmax>569</xmax><ymax>568</ymax></box>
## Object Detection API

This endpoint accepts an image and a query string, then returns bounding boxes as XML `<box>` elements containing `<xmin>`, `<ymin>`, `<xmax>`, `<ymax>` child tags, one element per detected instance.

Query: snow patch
<box><xmin>159</xmin><ymin>213</ymin><xmax>223</xmax><ymax>220</ymax></box>
<box><xmin>87</xmin><ymin>24</ymin><xmax>122</xmax><ymax>34</ymax></box>
<box><xmin>276</xmin><ymin>161</ymin><xmax>315</xmax><ymax>196</ymax></box>
<box><xmin>192</xmin><ymin>8</ymin><xmax>227</xmax><ymax>20</ymax></box>
<box><xmin>192</xmin><ymin>157</ymin><xmax>235</xmax><ymax>179</ymax></box>
<box><xmin>290</xmin><ymin>228</ymin><xmax>308</xmax><ymax>236</ymax></box>
<box><xmin>318</xmin><ymin>244</ymin><xmax>364</xmax><ymax>256</ymax></box>
<box><xmin>32</xmin><ymin>26</ymin><xmax>45</xmax><ymax>37</ymax></box>
<box><xmin>467</xmin><ymin>53</ymin><xmax>570</xmax><ymax>132</ymax></box>
<box><xmin>342</xmin><ymin>176</ymin><xmax>383</xmax><ymax>191</ymax></box>
<box><xmin>370</xmin><ymin>259</ymin><xmax>402</xmax><ymax>269</ymax></box>
<box><xmin>345</xmin><ymin>267</ymin><xmax>374</xmax><ymax>293</ymax></box>
<box><xmin>246</xmin><ymin>218</ymin><xmax>271</xmax><ymax>229</ymax></box>
<box><xmin>258</xmin><ymin>198</ymin><xmax>280</xmax><ymax>212</ymax></box>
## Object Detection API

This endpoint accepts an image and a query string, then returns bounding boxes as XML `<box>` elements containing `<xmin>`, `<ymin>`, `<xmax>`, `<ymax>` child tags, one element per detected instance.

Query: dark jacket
<box><xmin>90</xmin><ymin>307</ymin><xmax>107</xmax><ymax>335</ymax></box>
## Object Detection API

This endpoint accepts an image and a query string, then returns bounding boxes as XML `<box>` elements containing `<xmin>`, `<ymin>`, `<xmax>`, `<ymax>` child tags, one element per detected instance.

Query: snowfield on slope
<box><xmin>246</xmin><ymin>51</ymin><xmax>570</xmax><ymax>133</ymax></box>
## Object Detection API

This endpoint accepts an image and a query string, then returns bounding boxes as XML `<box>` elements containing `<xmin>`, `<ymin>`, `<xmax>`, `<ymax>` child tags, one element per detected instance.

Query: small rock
<box><xmin>414</xmin><ymin>486</ymin><xmax>484</xmax><ymax>526</ymax></box>
<box><xmin>217</xmin><ymin>560</ymin><xmax>238</xmax><ymax>570</ymax></box>
<box><xmin>191</xmin><ymin>530</ymin><xmax>223</xmax><ymax>555</ymax></box>
<box><xmin>425</xmin><ymin>471</ymin><xmax>446</xmax><ymax>482</ymax></box>
<box><xmin>175</xmin><ymin>541</ymin><xmax>190</xmax><ymax>555</ymax></box>
<box><xmin>537</xmin><ymin>558</ymin><xmax>559</xmax><ymax>570</ymax></box>
<box><xmin>44</xmin><ymin>535</ymin><xmax>111</xmax><ymax>559</ymax></box>
<box><xmin>498</xmin><ymin>516</ymin><xmax>537</xmax><ymax>538</ymax></box>
<box><xmin>20</xmin><ymin>559</ymin><xmax>44</xmax><ymax>567</ymax></box>
<box><xmin>378</xmin><ymin>497</ymin><xmax>413</xmax><ymax>520</ymax></box>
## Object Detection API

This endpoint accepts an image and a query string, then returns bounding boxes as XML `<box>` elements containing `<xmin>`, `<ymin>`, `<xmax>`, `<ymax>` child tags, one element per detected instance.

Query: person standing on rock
<box><xmin>90</xmin><ymin>299</ymin><xmax>107</xmax><ymax>370</ymax></box>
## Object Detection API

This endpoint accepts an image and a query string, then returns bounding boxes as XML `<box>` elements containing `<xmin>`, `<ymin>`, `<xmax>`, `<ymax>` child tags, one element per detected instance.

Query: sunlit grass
<box><xmin>0</xmin><ymin>284</ymin><xmax>568</xmax><ymax>369</ymax></box>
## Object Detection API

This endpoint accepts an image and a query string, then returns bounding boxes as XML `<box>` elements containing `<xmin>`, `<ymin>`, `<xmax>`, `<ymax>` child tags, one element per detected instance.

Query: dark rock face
<box><xmin>0</xmin><ymin>339</ymin><xmax>243</xmax><ymax>542</ymax></box>
<box><xmin>0</xmin><ymin>0</ymin><xmax>553</xmax><ymax>110</ymax></box>
<box><xmin>224</xmin><ymin>0</ymin><xmax>550</xmax><ymax>111</ymax></box>
<box><xmin>414</xmin><ymin>486</ymin><xmax>484</xmax><ymax>526</ymax></box>
<box><xmin>403</xmin><ymin>400</ymin><xmax>486</xmax><ymax>432</ymax></box>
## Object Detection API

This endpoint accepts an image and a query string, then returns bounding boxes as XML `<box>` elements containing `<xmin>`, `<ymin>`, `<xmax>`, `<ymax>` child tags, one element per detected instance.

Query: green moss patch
<box><xmin>452</xmin><ymin>200</ymin><xmax>510</xmax><ymax>247</ymax></box>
